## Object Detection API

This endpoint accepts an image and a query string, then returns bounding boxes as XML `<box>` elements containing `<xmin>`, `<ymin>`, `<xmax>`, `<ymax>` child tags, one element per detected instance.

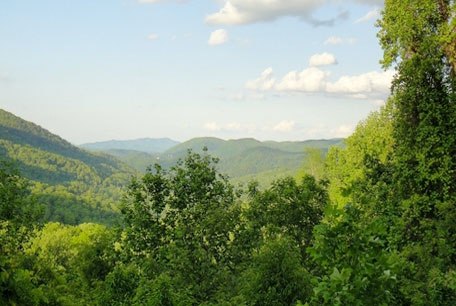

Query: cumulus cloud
<box><xmin>245</xmin><ymin>67</ymin><xmax>276</xmax><ymax>91</ymax></box>
<box><xmin>147</xmin><ymin>33</ymin><xmax>159</xmax><ymax>40</ymax></box>
<box><xmin>273</xmin><ymin>120</ymin><xmax>296</xmax><ymax>133</ymax></box>
<box><xmin>355</xmin><ymin>7</ymin><xmax>380</xmax><ymax>23</ymax></box>
<box><xmin>206</xmin><ymin>0</ymin><xmax>383</xmax><ymax>26</ymax></box>
<box><xmin>245</xmin><ymin>61</ymin><xmax>394</xmax><ymax>99</ymax></box>
<box><xmin>276</xmin><ymin>67</ymin><xmax>330</xmax><ymax>92</ymax></box>
<box><xmin>324</xmin><ymin>36</ymin><xmax>356</xmax><ymax>45</ymax></box>
<box><xmin>325</xmin><ymin>70</ymin><xmax>394</xmax><ymax>95</ymax></box>
<box><xmin>208</xmin><ymin>29</ymin><xmax>229</xmax><ymax>46</ymax></box>
<box><xmin>309</xmin><ymin>52</ymin><xmax>337</xmax><ymax>67</ymax></box>
<box><xmin>206</xmin><ymin>0</ymin><xmax>339</xmax><ymax>26</ymax></box>
<box><xmin>306</xmin><ymin>123</ymin><xmax>356</xmax><ymax>138</ymax></box>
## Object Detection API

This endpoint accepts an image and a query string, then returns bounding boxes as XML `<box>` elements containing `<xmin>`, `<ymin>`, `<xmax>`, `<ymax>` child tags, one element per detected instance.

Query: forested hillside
<box><xmin>94</xmin><ymin>137</ymin><xmax>343</xmax><ymax>186</ymax></box>
<box><xmin>0</xmin><ymin>109</ymin><xmax>135</xmax><ymax>224</ymax></box>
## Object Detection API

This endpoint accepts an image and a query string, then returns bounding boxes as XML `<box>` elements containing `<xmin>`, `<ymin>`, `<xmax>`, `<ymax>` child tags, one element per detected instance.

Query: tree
<box><xmin>378</xmin><ymin>1</ymin><xmax>456</xmax><ymax>303</ymax></box>
<box><xmin>297</xmin><ymin>148</ymin><xmax>326</xmax><ymax>182</ymax></box>
<box><xmin>238</xmin><ymin>235</ymin><xmax>312</xmax><ymax>306</ymax></box>
<box><xmin>119</xmin><ymin>149</ymin><xmax>240</xmax><ymax>303</ymax></box>
<box><xmin>243</xmin><ymin>176</ymin><xmax>328</xmax><ymax>259</ymax></box>
<box><xmin>309</xmin><ymin>205</ymin><xmax>399</xmax><ymax>306</ymax></box>
<box><xmin>0</xmin><ymin>161</ymin><xmax>44</xmax><ymax>305</ymax></box>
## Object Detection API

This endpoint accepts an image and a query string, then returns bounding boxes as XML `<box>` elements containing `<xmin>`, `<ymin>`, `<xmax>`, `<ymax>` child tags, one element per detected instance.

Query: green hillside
<box><xmin>99</xmin><ymin>136</ymin><xmax>344</xmax><ymax>186</ymax></box>
<box><xmin>0</xmin><ymin>109</ymin><xmax>135</xmax><ymax>225</ymax></box>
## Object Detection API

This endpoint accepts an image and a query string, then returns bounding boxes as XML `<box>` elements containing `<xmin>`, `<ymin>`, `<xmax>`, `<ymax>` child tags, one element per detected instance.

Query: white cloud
<box><xmin>273</xmin><ymin>120</ymin><xmax>295</xmax><ymax>133</ymax></box>
<box><xmin>324</xmin><ymin>36</ymin><xmax>356</xmax><ymax>45</ymax></box>
<box><xmin>206</xmin><ymin>0</ymin><xmax>340</xmax><ymax>26</ymax></box>
<box><xmin>309</xmin><ymin>52</ymin><xmax>337</xmax><ymax>67</ymax></box>
<box><xmin>245</xmin><ymin>66</ymin><xmax>394</xmax><ymax>98</ymax></box>
<box><xmin>204</xmin><ymin>122</ymin><xmax>221</xmax><ymax>131</ymax></box>
<box><xmin>206</xmin><ymin>0</ymin><xmax>383</xmax><ymax>26</ymax></box>
<box><xmin>276</xmin><ymin>67</ymin><xmax>329</xmax><ymax>92</ymax></box>
<box><xmin>355</xmin><ymin>7</ymin><xmax>380</xmax><ymax>23</ymax></box>
<box><xmin>208</xmin><ymin>29</ymin><xmax>229</xmax><ymax>46</ymax></box>
<box><xmin>330</xmin><ymin>124</ymin><xmax>354</xmax><ymax>138</ymax></box>
<box><xmin>325</xmin><ymin>70</ymin><xmax>395</xmax><ymax>96</ymax></box>
<box><xmin>147</xmin><ymin>33</ymin><xmax>159</xmax><ymax>40</ymax></box>
<box><xmin>245</xmin><ymin>67</ymin><xmax>276</xmax><ymax>91</ymax></box>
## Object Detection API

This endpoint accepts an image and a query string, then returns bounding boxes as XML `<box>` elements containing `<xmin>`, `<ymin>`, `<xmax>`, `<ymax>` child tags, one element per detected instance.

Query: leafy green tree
<box><xmin>378</xmin><ymin>1</ymin><xmax>456</xmax><ymax>303</ymax></box>
<box><xmin>0</xmin><ymin>161</ymin><xmax>44</xmax><ymax>305</ymax></box>
<box><xmin>309</xmin><ymin>205</ymin><xmax>399</xmax><ymax>306</ymax></box>
<box><xmin>243</xmin><ymin>176</ymin><xmax>328</xmax><ymax>259</ymax></box>
<box><xmin>120</xmin><ymin>149</ymin><xmax>240</xmax><ymax>303</ymax></box>
<box><xmin>237</xmin><ymin>235</ymin><xmax>312</xmax><ymax>306</ymax></box>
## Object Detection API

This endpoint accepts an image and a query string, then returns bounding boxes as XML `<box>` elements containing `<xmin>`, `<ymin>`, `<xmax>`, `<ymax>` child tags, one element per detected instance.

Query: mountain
<box><xmin>80</xmin><ymin>138</ymin><xmax>179</xmax><ymax>153</ymax></box>
<box><xmin>100</xmin><ymin>137</ymin><xmax>344</xmax><ymax>186</ymax></box>
<box><xmin>0</xmin><ymin>109</ymin><xmax>135</xmax><ymax>225</ymax></box>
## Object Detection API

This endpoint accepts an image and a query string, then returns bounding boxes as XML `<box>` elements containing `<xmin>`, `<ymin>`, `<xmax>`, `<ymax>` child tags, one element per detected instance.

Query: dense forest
<box><xmin>2</xmin><ymin>1</ymin><xmax>456</xmax><ymax>305</ymax></box>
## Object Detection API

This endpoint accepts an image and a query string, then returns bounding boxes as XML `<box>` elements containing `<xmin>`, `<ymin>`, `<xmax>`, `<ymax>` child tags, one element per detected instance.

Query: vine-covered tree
<box><xmin>378</xmin><ymin>0</ymin><xmax>456</xmax><ymax>303</ymax></box>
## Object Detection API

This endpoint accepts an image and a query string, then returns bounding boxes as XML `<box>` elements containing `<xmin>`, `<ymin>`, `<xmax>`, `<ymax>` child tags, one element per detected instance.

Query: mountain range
<box><xmin>83</xmin><ymin>136</ymin><xmax>344</xmax><ymax>186</ymax></box>
<box><xmin>0</xmin><ymin>108</ymin><xmax>344</xmax><ymax>224</ymax></box>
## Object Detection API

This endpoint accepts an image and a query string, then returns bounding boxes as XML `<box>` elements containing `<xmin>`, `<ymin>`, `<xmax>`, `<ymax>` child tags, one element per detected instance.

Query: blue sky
<box><xmin>0</xmin><ymin>0</ymin><xmax>390</xmax><ymax>144</ymax></box>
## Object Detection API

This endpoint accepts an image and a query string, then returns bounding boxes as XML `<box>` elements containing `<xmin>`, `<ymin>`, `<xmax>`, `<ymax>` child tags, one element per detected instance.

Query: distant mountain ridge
<box><xmin>94</xmin><ymin>136</ymin><xmax>344</xmax><ymax>186</ymax></box>
<box><xmin>81</xmin><ymin>138</ymin><xmax>180</xmax><ymax>153</ymax></box>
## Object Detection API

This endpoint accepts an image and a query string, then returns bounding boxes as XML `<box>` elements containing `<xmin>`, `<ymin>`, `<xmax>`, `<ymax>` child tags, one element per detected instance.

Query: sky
<box><xmin>0</xmin><ymin>0</ymin><xmax>391</xmax><ymax>144</ymax></box>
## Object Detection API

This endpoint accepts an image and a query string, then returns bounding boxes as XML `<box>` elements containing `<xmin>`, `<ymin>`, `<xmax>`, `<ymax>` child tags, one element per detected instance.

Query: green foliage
<box><xmin>377</xmin><ymin>1</ymin><xmax>456</xmax><ymax>303</ymax></box>
<box><xmin>243</xmin><ymin>176</ymin><xmax>328</xmax><ymax>258</ymax></box>
<box><xmin>120</xmin><ymin>149</ymin><xmax>240</xmax><ymax>304</ymax></box>
<box><xmin>238</xmin><ymin>235</ymin><xmax>312</xmax><ymax>306</ymax></box>
<box><xmin>325</xmin><ymin>102</ymin><xmax>394</xmax><ymax>208</ymax></box>
<box><xmin>309</xmin><ymin>205</ymin><xmax>398</xmax><ymax>306</ymax></box>
<box><xmin>98</xmin><ymin>264</ymin><xmax>140</xmax><ymax>306</ymax></box>
<box><xmin>0</xmin><ymin>161</ymin><xmax>44</xmax><ymax>305</ymax></box>
<box><xmin>296</xmin><ymin>148</ymin><xmax>326</xmax><ymax>182</ymax></box>
<box><xmin>133</xmin><ymin>273</ymin><xmax>195</xmax><ymax>306</ymax></box>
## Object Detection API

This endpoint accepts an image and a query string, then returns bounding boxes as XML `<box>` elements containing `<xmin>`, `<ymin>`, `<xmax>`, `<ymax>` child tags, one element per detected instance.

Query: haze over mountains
<box><xmin>80</xmin><ymin>138</ymin><xmax>179</xmax><ymax>153</ymax></box>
